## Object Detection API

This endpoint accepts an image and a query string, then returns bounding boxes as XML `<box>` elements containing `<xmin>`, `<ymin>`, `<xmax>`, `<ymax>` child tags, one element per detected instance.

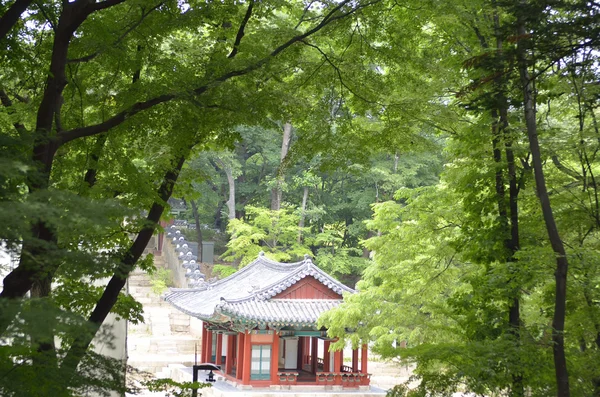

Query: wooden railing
<box><xmin>277</xmin><ymin>372</ymin><xmax>299</xmax><ymax>385</ymax></box>
<box><xmin>317</xmin><ymin>357</ymin><xmax>324</xmax><ymax>369</ymax></box>
<box><xmin>315</xmin><ymin>372</ymin><xmax>371</xmax><ymax>387</ymax></box>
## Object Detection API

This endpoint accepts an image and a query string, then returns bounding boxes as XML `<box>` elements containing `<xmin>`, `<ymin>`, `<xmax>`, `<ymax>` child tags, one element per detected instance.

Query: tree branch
<box><xmin>58</xmin><ymin>0</ymin><xmax>376</xmax><ymax>145</ymax></box>
<box><xmin>68</xmin><ymin>2</ymin><xmax>163</xmax><ymax>64</ymax></box>
<box><xmin>551</xmin><ymin>155</ymin><xmax>583</xmax><ymax>181</ymax></box>
<box><xmin>89</xmin><ymin>0</ymin><xmax>127</xmax><ymax>12</ymax></box>
<box><xmin>0</xmin><ymin>89</ymin><xmax>27</xmax><ymax>133</ymax></box>
<box><xmin>300</xmin><ymin>40</ymin><xmax>376</xmax><ymax>104</ymax></box>
<box><xmin>270</xmin><ymin>0</ymin><xmax>377</xmax><ymax>59</ymax></box>
<box><xmin>294</xmin><ymin>0</ymin><xmax>317</xmax><ymax>30</ymax></box>
<box><xmin>58</xmin><ymin>93</ymin><xmax>176</xmax><ymax>144</ymax></box>
<box><xmin>0</xmin><ymin>0</ymin><xmax>33</xmax><ymax>41</ymax></box>
<box><xmin>228</xmin><ymin>0</ymin><xmax>254</xmax><ymax>59</ymax></box>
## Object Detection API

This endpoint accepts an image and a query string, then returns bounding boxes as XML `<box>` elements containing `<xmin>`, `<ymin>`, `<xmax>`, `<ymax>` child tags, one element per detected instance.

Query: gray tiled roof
<box><xmin>217</xmin><ymin>298</ymin><xmax>343</xmax><ymax>327</ymax></box>
<box><xmin>164</xmin><ymin>253</ymin><xmax>354</xmax><ymax>325</ymax></box>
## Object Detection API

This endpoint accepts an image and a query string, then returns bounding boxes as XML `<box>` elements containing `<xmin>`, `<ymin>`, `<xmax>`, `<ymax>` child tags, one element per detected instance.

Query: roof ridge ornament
<box><xmin>304</xmin><ymin>254</ymin><xmax>312</xmax><ymax>269</ymax></box>
<box><xmin>259</xmin><ymin>251</ymin><xmax>265</xmax><ymax>257</ymax></box>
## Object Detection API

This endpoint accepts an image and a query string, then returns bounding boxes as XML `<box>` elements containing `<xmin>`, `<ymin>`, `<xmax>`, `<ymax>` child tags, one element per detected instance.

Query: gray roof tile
<box><xmin>217</xmin><ymin>299</ymin><xmax>343</xmax><ymax>327</ymax></box>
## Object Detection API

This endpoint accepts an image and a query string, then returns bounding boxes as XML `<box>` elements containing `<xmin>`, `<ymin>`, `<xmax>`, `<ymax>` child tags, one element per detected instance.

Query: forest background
<box><xmin>0</xmin><ymin>0</ymin><xmax>599</xmax><ymax>396</ymax></box>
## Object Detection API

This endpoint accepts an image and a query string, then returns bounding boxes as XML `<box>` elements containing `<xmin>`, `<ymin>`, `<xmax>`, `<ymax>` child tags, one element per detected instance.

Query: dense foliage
<box><xmin>0</xmin><ymin>0</ymin><xmax>388</xmax><ymax>395</ymax></box>
<box><xmin>320</xmin><ymin>1</ymin><xmax>600</xmax><ymax>397</ymax></box>
<box><xmin>1</xmin><ymin>0</ymin><xmax>599</xmax><ymax>396</ymax></box>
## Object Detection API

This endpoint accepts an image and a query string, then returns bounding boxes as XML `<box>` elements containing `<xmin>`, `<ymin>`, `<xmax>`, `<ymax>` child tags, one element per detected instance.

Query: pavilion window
<box><xmin>250</xmin><ymin>344</ymin><xmax>271</xmax><ymax>380</ymax></box>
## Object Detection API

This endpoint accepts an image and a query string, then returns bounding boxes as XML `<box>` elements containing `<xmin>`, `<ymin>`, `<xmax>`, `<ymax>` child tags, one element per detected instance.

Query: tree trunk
<box><xmin>0</xmin><ymin>1</ymin><xmax>90</xmax><ymax>302</ymax></box>
<box><xmin>224</xmin><ymin>165</ymin><xmax>236</xmax><ymax>220</ymax></box>
<box><xmin>297</xmin><ymin>185</ymin><xmax>309</xmax><ymax>243</ymax></box>
<box><xmin>271</xmin><ymin>122</ymin><xmax>292</xmax><ymax>210</ymax></box>
<box><xmin>494</xmin><ymin>13</ymin><xmax>524</xmax><ymax>394</ymax></box>
<box><xmin>516</xmin><ymin>9</ymin><xmax>570</xmax><ymax>396</ymax></box>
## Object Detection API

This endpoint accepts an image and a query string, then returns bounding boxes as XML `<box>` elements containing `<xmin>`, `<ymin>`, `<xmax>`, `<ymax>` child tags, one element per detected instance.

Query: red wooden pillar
<box><xmin>226</xmin><ymin>335</ymin><xmax>235</xmax><ymax>375</ymax></box>
<box><xmin>296</xmin><ymin>337</ymin><xmax>303</xmax><ymax>369</ymax></box>
<box><xmin>270</xmin><ymin>332</ymin><xmax>280</xmax><ymax>384</ymax></box>
<box><xmin>352</xmin><ymin>348</ymin><xmax>359</xmax><ymax>372</ymax></box>
<box><xmin>206</xmin><ymin>331</ymin><xmax>213</xmax><ymax>363</ymax></box>
<box><xmin>201</xmin><ymin>325</ymin><xmax>207</xmax><ymax>362</ymax></box>
<box><xmin>242</xmin><ymin>332</ymin><xmax>252</xmax><ymax>384</ymax></box>
<box><xmin>361</xmin><ymin>344</ymin><xmax>368</xmax><ymax>373</ymax></box>
<box><xmin>215</xmin><ymin>333</ymin><xmax>223</xmax><ymax>366</ymax></box>
<box><xmin>236</xmin><ymin>333</ymin><xmax>245</xmax><ymax>380</ymax></box>
<box><xmin>323</xmin><ymin>341</ymin><xmax>331</xmax><ymax>372</ymax></box>
<box><xmin>333</xmin><ymin>349</ymin><xmax>342</xmax><ymax>373</ymax></box>
<box><xmin>310</xmin><ymin>337</ymin><xmax>318</xmax><ymax>374</ymax></box>
<box><xmin>303</xmin><ymin>337</ymin><xmax>310</xmax><ymax>366</ymax></box>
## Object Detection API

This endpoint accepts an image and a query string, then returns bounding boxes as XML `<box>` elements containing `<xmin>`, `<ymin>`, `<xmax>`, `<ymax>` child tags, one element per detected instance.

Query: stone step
<box><xmin>135</xmin><ymin>296</ymin><xmax>165</xmax><ymax>305</ymax></box>
<box><xmin>127</xmin><ymin>255</ymin><xmax>200</xmax><ymax>375</ymax></box>
<box><xmin>128</xmin><ymin>355</ymin><xmax>195</xmax><ymax>374</ymax></box>
<box><xmin>129</xmin><ymin>278</ymin><xmax>153</xmax><ymax>287</ymax></box>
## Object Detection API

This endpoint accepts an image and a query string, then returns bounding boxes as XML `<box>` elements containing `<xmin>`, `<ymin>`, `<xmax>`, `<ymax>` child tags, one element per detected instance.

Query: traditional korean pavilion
<box><xmin>164</xmin><ymin>252</ymin><xmax>370</xmax><ymax>389</ymax></box>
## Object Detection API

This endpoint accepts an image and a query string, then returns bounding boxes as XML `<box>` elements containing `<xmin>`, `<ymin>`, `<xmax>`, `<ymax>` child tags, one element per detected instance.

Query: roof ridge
<box><xmin>203</xmin><ymin>252</ymin><xmax>307</xmax><ymax>289</ymax></box>
<box><xmin>248</xmin><ymin>258</ymin><xmax>355</xmax><ymax>300</ymax></box>
<box><xmin>220</xmin><ymin>296</ymin><xmax>345</xmax><ymax>304</ymax></box>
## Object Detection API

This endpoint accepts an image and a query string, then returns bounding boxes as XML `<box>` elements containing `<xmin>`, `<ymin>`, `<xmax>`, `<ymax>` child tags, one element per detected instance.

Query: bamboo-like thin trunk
<box><xmin>516</xmin><ymin>9</ymin><xmax>570</xmax><ymax>396</ymax></box>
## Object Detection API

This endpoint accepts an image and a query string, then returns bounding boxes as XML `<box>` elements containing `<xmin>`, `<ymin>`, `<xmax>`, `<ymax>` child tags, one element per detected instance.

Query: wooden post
<box><xmin>226</xmin><ymin>335</ymin><xmax>235</xmax><ymax>375</ymax></box>
<box><xmin>310</xmin><ymin>337</ymin><xmax>318</xmax><ymax>374</ymax></box>
<box><xmin>302</xmin><ymin>336</ymin><xmax>310</xmax><ymax>369</ymax></box>
<box><xmin>323</xmin><ymin>341</ymin><xmax>331</xmax><ymax>372</ymax></box>
<box><xmin>296</xmin><ymin>337</ymin><xmax>303</xmax><ymax>369</ymax></box>
<box><xmin>242</xmin><ymin>332</ymin><xmax>252</xmax><ymax>384</ymax></box>
<box><xmin>201</xmin><ymin>325</ymin><xmax>208</xmax><ymax>362</ymax></box>
<box><xmin>236</xmin><ymin>333</ymin><xmax>245</xmax><ymax>380</ymax></box>
<box><xmin>216</xmin><ymin>333</ymin><xmax>223</xmax><ymax>365</ymax></box>
<box><xmin>361</xmin><ymin>344</ymin><xmax>368</xmax><ymax>373</ymax></box>
<box><xmin>333</xmin><ymin>349</ymin><xmax>342</xmax><ymax>373</ymax></box>
<box><xmin>352</xmin><ymin>348</ymin><xmax>359</xmax><ymax>372</ymax></box>
<box><xmin>270</xmin><ymin>332</ymin><xmax>280</xmax><ymax>384</ymax></box>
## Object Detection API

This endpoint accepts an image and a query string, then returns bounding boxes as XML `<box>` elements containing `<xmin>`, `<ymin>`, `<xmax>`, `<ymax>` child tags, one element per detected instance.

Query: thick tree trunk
<box><xmin>0</xmin><ymin>1</ymin><xmax>90</xmax><ymax>302</ymax></box>
<box><xmin>516</xmin><ymin>11</ymin><xmax>570</xmax><ymax>397</ymax></box>
<box><xmin>271</xmin><ymin>122</ymin><xmax>292</xmax><ymax>210</ymax></box>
